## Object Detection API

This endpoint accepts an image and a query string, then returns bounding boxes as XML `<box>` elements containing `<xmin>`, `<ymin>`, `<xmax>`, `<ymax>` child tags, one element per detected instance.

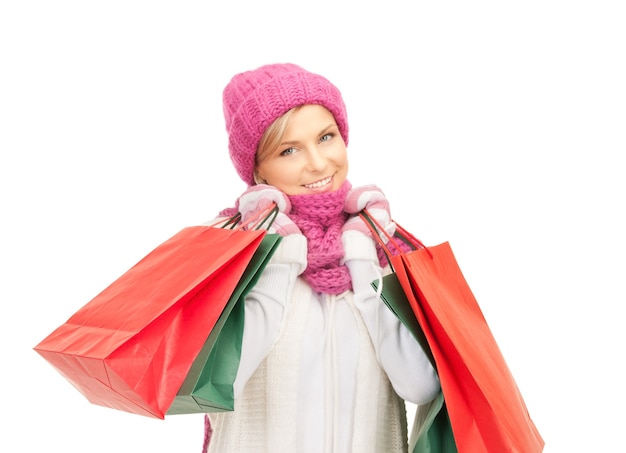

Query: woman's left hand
<box><xmin>342</xmin><ymin>184</ymin><xmax>396</xmax><ymax>242</ymax></box>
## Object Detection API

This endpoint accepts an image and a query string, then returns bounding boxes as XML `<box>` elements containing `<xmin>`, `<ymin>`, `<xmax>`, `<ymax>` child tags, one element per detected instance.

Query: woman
<box><xmin>204</xmin><ymin>63</ymin><xmax>439</xmax><ymax>452</ymax></box>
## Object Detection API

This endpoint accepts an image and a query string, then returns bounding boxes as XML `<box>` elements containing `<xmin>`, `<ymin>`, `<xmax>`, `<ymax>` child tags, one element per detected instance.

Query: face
<box><xmin>256</xmin><ymin>104</ymin><xmax>348</xmax><ymax>196</ymax></box>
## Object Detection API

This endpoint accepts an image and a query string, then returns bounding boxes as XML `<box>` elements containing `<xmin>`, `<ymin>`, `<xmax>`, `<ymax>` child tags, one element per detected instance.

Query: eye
<box><xmin>280</xmin><ymin>147</ymin><xmax>297</xmax><ymax>156</ymax></box>
<box><xmin>319</xmin><ymin>133</ymin><xmax>333</xmax><ymax>143</ymax></box>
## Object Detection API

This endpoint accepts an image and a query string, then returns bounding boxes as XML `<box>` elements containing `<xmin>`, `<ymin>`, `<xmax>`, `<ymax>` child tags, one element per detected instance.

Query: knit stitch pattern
<box><xmin>207</xmin><ymin>280</ymin><xmax>408</xmax><ymax>452</ymax></box>
<box><xmin>288</xmin><ymin>181</ymin><xmax>352</xmax><ymax>294</ymax></box>
<box><xmin>222</xmin><ymin>63</ymin><xmax>349</xmax><ymax>186</ymax></box>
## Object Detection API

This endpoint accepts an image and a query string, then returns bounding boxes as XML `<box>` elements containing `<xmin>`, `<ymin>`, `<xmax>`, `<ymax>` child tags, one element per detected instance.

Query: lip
<box><xmin>302</xmin><ymin>175</ymin><xmax>334</xmax><ymax>191</ymax></box>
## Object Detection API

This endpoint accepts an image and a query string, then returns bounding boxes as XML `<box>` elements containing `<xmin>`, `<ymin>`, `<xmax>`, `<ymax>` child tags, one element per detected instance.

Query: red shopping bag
<box><xmin>361</xmin><ymin>211</ymin><xmax>544</xmax><ymax>453</ymax></box>
<box><xmin>34</xmin><ymin>224</ymin><xmax>267</xmax><ymax>419</ymax></box>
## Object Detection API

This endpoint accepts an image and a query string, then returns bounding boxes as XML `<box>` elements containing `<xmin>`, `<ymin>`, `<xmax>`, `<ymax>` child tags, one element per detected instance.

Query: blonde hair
<box><xmin>254</xmin><ymin>106</ymin><xmax>303</xmax><ymax>184</ymax></box>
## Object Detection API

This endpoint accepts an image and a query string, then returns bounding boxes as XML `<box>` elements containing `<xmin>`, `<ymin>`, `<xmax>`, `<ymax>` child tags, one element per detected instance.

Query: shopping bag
<box><xmin>372</xmin><ymin>271</ymin><xmax>456</xmax><ymax>453</ymax></box>
<box><xmin>34</xmin><ymin>224</ymin><xmax>269</xmax><ymax>419</ymax></box>
<box><xmin>410</xmin><ymin>392</ymin><xmax>458</xmax><ymax>453</ymax></box>
<box><xmin>167</xmin><ymin>233</ymin><xmax>282</xmax><ymax>414</ymax></box>
<box><xmin>362</xmin><ymin>211</ymin><xmax>544</xmax><ymax>453</ymax></box>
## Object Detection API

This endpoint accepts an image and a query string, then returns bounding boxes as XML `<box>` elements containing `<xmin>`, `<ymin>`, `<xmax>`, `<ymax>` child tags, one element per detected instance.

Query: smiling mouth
<box><xmin>303</xmin><ymin>175</ymin><xmax>333</xmax><ymax>189</ymax></box>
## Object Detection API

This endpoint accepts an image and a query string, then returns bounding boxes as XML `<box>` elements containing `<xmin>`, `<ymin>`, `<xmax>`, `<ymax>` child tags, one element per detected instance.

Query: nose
<box><xmin>306</xmin><ymin>147</ymin><xmax>327</xmax><ymax>172</ymax></box>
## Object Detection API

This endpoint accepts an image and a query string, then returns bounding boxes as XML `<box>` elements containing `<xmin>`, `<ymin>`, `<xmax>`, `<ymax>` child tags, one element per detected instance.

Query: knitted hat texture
<box><xmin>223</xmin><ymin>63</ymin><xmax>349</xmax><ymax>186</ymax></box>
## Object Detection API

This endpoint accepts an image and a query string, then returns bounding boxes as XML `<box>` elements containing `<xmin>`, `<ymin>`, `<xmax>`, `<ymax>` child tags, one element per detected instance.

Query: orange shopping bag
<box><xmin>361</xmin><ymin>211</ymin><xmax>544</xmax><ymax>453</ymax></box>
<box><xmin>34</xmin><ymin>224</ymin><xmax>267</xmax><ymax>419</ymax></box>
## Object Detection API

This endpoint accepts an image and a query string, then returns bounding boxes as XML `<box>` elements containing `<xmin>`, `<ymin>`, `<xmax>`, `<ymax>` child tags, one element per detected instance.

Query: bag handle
<box><xmin>209</xmin><ymin>204</ymin><xmax>279</xmax><ymax>231</ymax></box>
<box><xmin>359</xmin><ymin>210</ymin><xmax>432</xmax><ymax>264</ymax></box>
<box><xmin>242</xmin><ymin>204</ymin><xmax>279</xmax><ymax>230</ymax></box>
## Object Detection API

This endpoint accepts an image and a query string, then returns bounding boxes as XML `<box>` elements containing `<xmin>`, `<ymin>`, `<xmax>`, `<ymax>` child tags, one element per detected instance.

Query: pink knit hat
<box><xmin>223</xmin><ymin>63</ymin><xmax>349</xmax><ymax>186</ymax></box>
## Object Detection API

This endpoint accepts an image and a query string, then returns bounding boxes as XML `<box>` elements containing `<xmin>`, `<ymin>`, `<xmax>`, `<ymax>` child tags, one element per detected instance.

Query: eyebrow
<box><xmin>280</xmin><ymin>123</ymin><xmax>337</xmax><ymax>147</ymax></box>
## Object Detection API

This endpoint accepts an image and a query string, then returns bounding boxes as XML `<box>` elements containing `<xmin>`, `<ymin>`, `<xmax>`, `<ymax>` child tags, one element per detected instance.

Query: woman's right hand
<box><xmin>237</xmin><ymin>184</ymin><xmax>301</xmax><ymax>236</ymax></box>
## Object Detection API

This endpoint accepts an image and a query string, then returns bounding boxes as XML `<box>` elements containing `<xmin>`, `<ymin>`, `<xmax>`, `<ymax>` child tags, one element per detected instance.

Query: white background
<box><xmin>2</xmin><ymin>1</ymin><xmax>625</xmax><ymax>452</ymax></box>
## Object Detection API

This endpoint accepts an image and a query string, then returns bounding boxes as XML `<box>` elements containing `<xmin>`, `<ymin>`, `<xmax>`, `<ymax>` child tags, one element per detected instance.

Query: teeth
<box><xmin>304</xmin><ymin>176</ymin><xmax>332</xmax><ymax>189</ymax></box>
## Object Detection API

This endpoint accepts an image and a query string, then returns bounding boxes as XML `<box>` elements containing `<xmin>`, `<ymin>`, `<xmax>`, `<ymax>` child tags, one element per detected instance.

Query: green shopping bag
<box><xmin>167</xmin><ymin>232</ymin><xmax>282</xmax><ymax>414</ymax></box>
<box><xmin>367</xmin><ymin>213</ymin><xmax>458</xmax><ymax>453</ymax></box>
<box><xmin>372</xmin><ymin>275</ymin><xmax>457</xmax><ymax>453</ymax></box>
<box><xmin>410</xmin><ymin>391</ymin><xmax>457</xmax><ymax>453</ymax></box>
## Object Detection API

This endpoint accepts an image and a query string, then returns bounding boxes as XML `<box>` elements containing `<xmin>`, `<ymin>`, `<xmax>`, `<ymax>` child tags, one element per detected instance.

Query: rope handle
<box><xmin>359</xmin><ymin>210</ymin><xmax>432</xmax><ymax>262</ymax></box>
<box><xmin>207</xmin><ymin>203</ymin><xmax>279</xmax><ymax>231</ymax></box>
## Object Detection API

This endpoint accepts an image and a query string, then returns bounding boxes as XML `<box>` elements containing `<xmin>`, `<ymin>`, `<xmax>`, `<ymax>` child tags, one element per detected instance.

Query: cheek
<box><xmin>332</xmin><ymin>146</ymin><xmax>349</xmax><ymax>167</ymax></box>
<box><xmin>256</xmin><ymin>160</ymin><xmax>274</xmax><ymax>181</ymax></box>
<box><xmin>332</xmin><ymin>147</ymin><xmax>349</xmax><ymax>185</ymax></box>
<box><xmin>257</xmin><ymin>160</ymin><xmax>298</xmax><ymax>186</ymax></box>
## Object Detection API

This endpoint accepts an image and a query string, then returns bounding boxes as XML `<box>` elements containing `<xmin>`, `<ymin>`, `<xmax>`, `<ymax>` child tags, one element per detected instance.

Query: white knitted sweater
<box><xmin>207</xmin><ymin>232</ymin><xmax>440</xmax><ymax>452</ymax></box>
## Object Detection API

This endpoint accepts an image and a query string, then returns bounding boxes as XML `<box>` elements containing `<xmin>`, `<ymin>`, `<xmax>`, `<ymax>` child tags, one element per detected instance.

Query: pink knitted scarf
<box><xmin>287</xmin><ymin>180</ymin><xmax>352</xmax><ymax>294</ymax></box>
<box><xmin>218</xmin><ymin>180</ymin><xmax>402</xmax><ymax>294</ymax></box>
